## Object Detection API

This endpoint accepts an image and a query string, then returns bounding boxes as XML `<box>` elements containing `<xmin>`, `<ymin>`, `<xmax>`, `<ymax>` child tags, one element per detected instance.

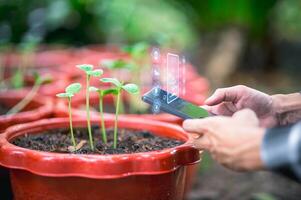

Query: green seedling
<box><xmin>89</xmin><ymin>86</ymin><xmax>118</xmax><ymax>144</ymax></box>
<box><xmin>11</xmin><ymin>39</ymin><xmax>39</xmax><ymax>89</ymax></box>
<box><xmin>10</xmin><ymin>69</ymin><xmax>24</xmax><ymax>89</ymax></box>
<box><xmin>56</xmin><ymin>83</ymin><xmax>82</xmax><ymax>149</ymax></box>
<box><xmin>122</xmin><ymin>42</ymin><xmax>150</xmax><ymax>59</ymax></box>
<box><xmin>101</xmin><ymin>59</ymin><xmax>137</xmax><ymax>114</ymax></box>
<box><xmin>101</xmin><ymin>78</ymin><xmax>139</xmax><ymax>148</ymax></box>
<box><xmin>102</xmin><ymin>59</ymin><xmax>136</xmax><ymax>71</ymax></box>
<box><xmin>7</xmin><ymin>73</ymin><xmax>52</xmax><ymax>115</ymax></box>
<box><xmin>77</xmin><ymin>64</ymin><xmax>103</xmax><ymax>150</ymax></box>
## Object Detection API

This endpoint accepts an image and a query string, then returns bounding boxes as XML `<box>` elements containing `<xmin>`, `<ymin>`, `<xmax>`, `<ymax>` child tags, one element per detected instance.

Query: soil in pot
<box><xmin>12</xmin><ymin>127</ymin><xmax>184</xmax><ymax>155</ymax></box>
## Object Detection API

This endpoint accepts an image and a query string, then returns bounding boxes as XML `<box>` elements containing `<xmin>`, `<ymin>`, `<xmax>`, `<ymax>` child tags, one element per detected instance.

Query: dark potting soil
<box><xmin>12</xmin><ymin>127</ymin><xmax>184</xmax><ymax>155</ymax></box>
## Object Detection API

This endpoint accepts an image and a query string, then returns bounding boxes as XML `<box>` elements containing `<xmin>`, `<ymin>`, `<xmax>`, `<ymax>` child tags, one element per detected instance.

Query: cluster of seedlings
<box><xmin>57</xmin><ymin>64</ymin><xmax>139</xmax><ymax>150</ymax></box>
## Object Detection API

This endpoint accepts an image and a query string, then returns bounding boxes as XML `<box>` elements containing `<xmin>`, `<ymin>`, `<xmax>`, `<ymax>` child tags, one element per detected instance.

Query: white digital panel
<box><xmin>151</xmin><ymin>47</ymin><xmax>161</xmax><ymax>113</ymax></box>
<box><xmin>166</xmin><ymin>53</ymin><xmax>180</xmax><ymax>104</ymax></box>
<box><xmin>181</xmin><ymin>56</ymin><xmax>186</xmax><ymax>96</ymax></box>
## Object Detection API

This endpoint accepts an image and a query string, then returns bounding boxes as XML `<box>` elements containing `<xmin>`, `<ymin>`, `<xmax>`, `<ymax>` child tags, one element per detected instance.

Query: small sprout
<box><xmin>56</xmin><ymin>83</ymin><xmax>82</xmax><ymax>149</ymax></box>
<box><xmin>7</xmin><ymin>73</ymin><xmax>52</xmax><ymax>115</ymax></box>
<box><xmin>77</xmin><ymin>64</ymin><xmax>103</xmax><ymax>150</ymax></box>
<box><xmin>100</xmin><ymin>78</ymin><xmax>139</xmax><ymax>148</ymax></box>
<box><xmin>101</xmin><ymin>59</ymin><xmax>135</xmax><ymax>70</ymax></box>
<box><xmin>65</xmin><ymin>82</ymin><xmax>82</xmax><ymax>94</ymax></box>
<box><xmin>76</xmin><ymin>64</ymin><xmax>93</xmax><ymax>72</ymax></box>
<box><xmin>10</xmin><ymin>69</ymin><xmax>24</xmax><ymax>89</ymax></box>
<box><xmin>89</xmin><ymin>86</ymin><xmax>118</xmax><ymax>144</ymax></box>
<box><xmin>122</xmin><ymin>42</ymin><xmax>149</xmax><ymax>58</ymax></box>
<box><xmin>122</xmin><ymin>83</ymin><xmax>139</xmax><ymax>94</ymax></box>
<box><xmin>101</xmin><ymin>78</ymin><xmax>122</xmax><ymax>87</ymax></box>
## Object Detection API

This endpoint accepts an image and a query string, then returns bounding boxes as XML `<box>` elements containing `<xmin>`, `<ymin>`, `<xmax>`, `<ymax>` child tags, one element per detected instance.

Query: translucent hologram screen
<box><xmin>166</xmin><ymin>53</ymin><xmax>179</xmax><ymax>104</ymax></box>
<box><xmin>151</xmin><ymin>48</ymin><xmax>186</xmax><ymax>113</ymax></box>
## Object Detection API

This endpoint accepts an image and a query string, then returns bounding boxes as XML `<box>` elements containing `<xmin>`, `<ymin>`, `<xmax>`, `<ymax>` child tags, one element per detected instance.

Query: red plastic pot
<box><xmin>0</xmin><ymin>90</ymin><xmax>53</xmax><ymax>132</ymax></box>
<box><xmin>0</xmin><ymin>117</ymin><xmax>201</xmax><ymax>200</ymax></box>
<box><xmin>4</xmin><ymin>48</ymin><xmax>74</xmax><ymax>70</ymax></box>
<box><xmin>56</xmin><ymin>49</ymin><xmax>129</xmax><ymax>82</ymax></box>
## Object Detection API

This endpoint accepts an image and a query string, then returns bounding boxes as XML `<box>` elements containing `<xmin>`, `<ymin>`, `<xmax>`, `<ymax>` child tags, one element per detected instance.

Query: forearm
<box><xmin>272</xmin><ymin>93</ymin><xmax>301</xmax><ymax>126</ymax></box>
<box><xmin>261</xmin><ymin>121</ymin><xmax>301</xmax><ymax>181</ymax></box>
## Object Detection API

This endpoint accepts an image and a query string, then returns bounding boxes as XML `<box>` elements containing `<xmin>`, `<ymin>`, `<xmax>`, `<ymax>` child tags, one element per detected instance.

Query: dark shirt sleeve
<box><xmin>261</xmin><ymin>121</ymin><xmax>301</xmax><ymax>181</ymax></box>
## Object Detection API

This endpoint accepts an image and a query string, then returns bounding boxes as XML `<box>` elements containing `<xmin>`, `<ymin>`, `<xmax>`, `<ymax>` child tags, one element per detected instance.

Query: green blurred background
<box><xmin>1</xmin><ymin>0</ymin><xmax>300</xmax><ymax>93</ymax></box>
<box><xmin>1</xmin><ymin>0</ymin><xmax>301</xmax><ymax>199</ymax></box>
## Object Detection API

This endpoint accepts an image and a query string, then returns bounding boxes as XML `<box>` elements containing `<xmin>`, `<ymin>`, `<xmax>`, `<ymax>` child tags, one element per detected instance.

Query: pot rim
<box><xmin>0</xmin><ymin>91</ymin><xmax>53</xmax><ymax>131</ymax></box>
<box><xmin>0</xmin><ymin>117</ymin><xmax>201</xmax><ymax>179</ymax></box>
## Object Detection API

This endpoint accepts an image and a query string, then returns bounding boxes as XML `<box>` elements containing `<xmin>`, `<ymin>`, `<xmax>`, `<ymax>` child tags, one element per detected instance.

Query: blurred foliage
<box><xmin>251</xmin><ymin>193</ymin><xmax>277</xmax><ymax>200</ymax></box>
<box><xmin>178</xmin><ymin>0</ymin><xmax>277</xmax><ymax>38</ymax></box>
<box><xmin>273</xmin><ymin>0</ymin><xmax>301</xmax><ymax>41</ymax></box>
<box><xmin>0</xmin><ymin>0</ymin><xmax>301</xmax><ymax>49</ymax></box>
<box><xmin>0</xmin><ymin>0</ymin><xmax>197</xmax><ymax>49</ymax></box>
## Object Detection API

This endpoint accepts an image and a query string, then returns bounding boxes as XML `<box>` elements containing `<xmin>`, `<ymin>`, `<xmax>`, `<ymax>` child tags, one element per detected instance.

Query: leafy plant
<box><xmin>122</xmin><ymin>42</ymin><xmax>149</xmax><ymax>59</ymax></box>
<box><xmin>89</xmin><ymin>86</ymin><xmax>118</xmax><ymax>144</ymax></box>
<box><xmin>102</xmin><ymin>59</ymin><xmax>135</xmax><ymax>71</ymax></box>
<box><xmin>7</xmin><ymin>73</ymin><xmax>52</xmax><ymax>115</ymax></box>
<box><xmin>101</xmin><ymin>78</ymin><xmax>139</xmax><ymax>148</ymax></box>
<box><xmin>77</xmin><ymin>64</ymin><xmax>103</xmax><ymax>150</ymax></box>
<box><xmin>56</xmin><ymin>83</ymin><xmax>82</xmax><ymax>149</ymax></box>
<box><xmin>101</xmin><ymin>42</ymin><xmax>149</xmax><ymax>114</ymax></box>
<box><xmin>10</xmin><ymin>39</ymin><xmax>39</xmax><ymax>89</ymax></box>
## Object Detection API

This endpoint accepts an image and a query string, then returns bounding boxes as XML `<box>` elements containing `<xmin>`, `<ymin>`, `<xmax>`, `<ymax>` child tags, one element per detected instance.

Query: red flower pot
<box><xmin>4</xmin><ymin>48</ymin><xmax>74</xmax><ymax>70</ymax></box>
<box><xmin>0</xmin><ymin>117</ymin><xmax>201</xmax><ymax>200</ymax></box>
<box><xmin>0</xmin><ymin>90</ymin><xmax>53</xmax><ymax>132</ymax></box>
<box><xmin>0</xmin><ymin>90</ymin><xmax>53</xmax><ymax>199</ymax></box>
<box><xmin>2</xmin><ymin>48</ymin><xmax>73</xmax><ymax>97</ymax></box>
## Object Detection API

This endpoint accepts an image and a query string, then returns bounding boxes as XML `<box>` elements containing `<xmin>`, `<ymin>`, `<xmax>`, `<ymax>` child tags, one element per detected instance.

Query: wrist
<box><xmin>271</xmin><ymin>93</ymin><xmax>301</xmax><ymax>126</ymax></box>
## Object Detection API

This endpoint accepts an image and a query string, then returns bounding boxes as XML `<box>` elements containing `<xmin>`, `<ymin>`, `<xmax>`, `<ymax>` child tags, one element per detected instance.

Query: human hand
<box><xmin>183</xmin><ymin>109</ymin><xmax>265</xmax><ymax>171</ymax></box>
<box><xmin>204</xmin><ymin>85</ymin><xmax>279</xmax><ymax>128</ymax></box>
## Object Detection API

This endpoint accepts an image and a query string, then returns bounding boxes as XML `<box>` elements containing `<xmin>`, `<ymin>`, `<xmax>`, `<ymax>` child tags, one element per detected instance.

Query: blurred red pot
<box><xmin>0</xmin><ymin>90</ymin><xmax>53</xmax><ymax>132</ymax></box>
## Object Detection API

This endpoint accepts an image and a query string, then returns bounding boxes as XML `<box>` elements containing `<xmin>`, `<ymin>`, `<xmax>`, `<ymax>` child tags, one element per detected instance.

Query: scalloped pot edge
<box><xmin>0</xmin><ymin>117</ymin><xmax>201</xmax><ymax>179</ymax></box>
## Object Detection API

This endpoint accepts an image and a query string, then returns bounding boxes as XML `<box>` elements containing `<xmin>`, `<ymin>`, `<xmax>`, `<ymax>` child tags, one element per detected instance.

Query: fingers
<box><xmin>233</xmin><ymin>109</ymin><xmax>259</xmax><ymax>126</ymax></box>
<box><xmin>190</xmin><ymin>135</ymin><xmax>212</xmax><ymax>150</ymax></box>
<box><xmin>183</xmin><ymin>119</ymin><xmax>209</xmax><ymax>134</ymax></box>
<box><xmin>205</xmin><ymin>85</ymin><xmax>245</xmax><ymax>106</ymax></box>
<box><xmin>206</xmin><ymin>102</ymin><xmax>237</xmax><ymax>116</ymax></box>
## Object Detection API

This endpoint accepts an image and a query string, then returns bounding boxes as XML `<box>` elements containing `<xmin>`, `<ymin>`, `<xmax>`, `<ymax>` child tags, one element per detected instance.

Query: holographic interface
<box><xmin>150</xmin><ymin>48</ymin><xmax>186</xmax><ymax>114</ymax></box>
<box><xmin>166</xmin><ymin>53</ymin><xmax>180</xmax><ymax>104</ymax></box>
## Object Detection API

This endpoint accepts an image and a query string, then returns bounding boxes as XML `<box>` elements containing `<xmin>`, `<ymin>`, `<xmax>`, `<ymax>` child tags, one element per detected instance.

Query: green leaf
<box><xmin>76</xmin><ymin>64</ymin><xmax>93</xmax><ymax>72</ymax></box>
<box><xmin>100</xmin><ymin>78</ymin><xmax>122</xmax><ymax>87</ymax></box>
<box><xmin>65</xmin><ymin>83</ymin><xmax>82</xmax><ymax>94</ymax></box>
<box><xmin>122</xmin><ymin>83</ymin><xmax>139</xmax><ymax>94</ymax></box>
<box><xmin>89</xmin><ymin>86</ymin><xmax>99</xmax><ymax>92</ymax></box>
<box><xmin>101</xmin><ymin>59</ymin><xmax>134</xmax><ymax>70</ymax></box>
<box><xmin>56</xmin><ymin>93</ymin><xmax>72</xmax><ymax>98</ymax></box>
<box><xmin>86</xmin><ymin>69</ymin><xmax>103</xmax><ymax>77</ymax></box>
<box><xmin>33</xmin><ymin>72</ymin><xmax>41</xmax><ymax>83</ymax></box>
<box><xmin>131</xmin><ymin>42</ymin><xmax>149</xmax><ymax>58</ymax></box>
<box><xmin>123</xmin><ymin>42</ymin><xmax>149</xmax><ymax>58</ymax></box>
<box><xmin>11</xmin><ymin>69</ymin><xmax>24</xmax><ymax>89</ymax></box>
<box><xmin>102</xmin><ymin>88</ymin><xmax>118</xmax><ymax>96</ymax></box>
